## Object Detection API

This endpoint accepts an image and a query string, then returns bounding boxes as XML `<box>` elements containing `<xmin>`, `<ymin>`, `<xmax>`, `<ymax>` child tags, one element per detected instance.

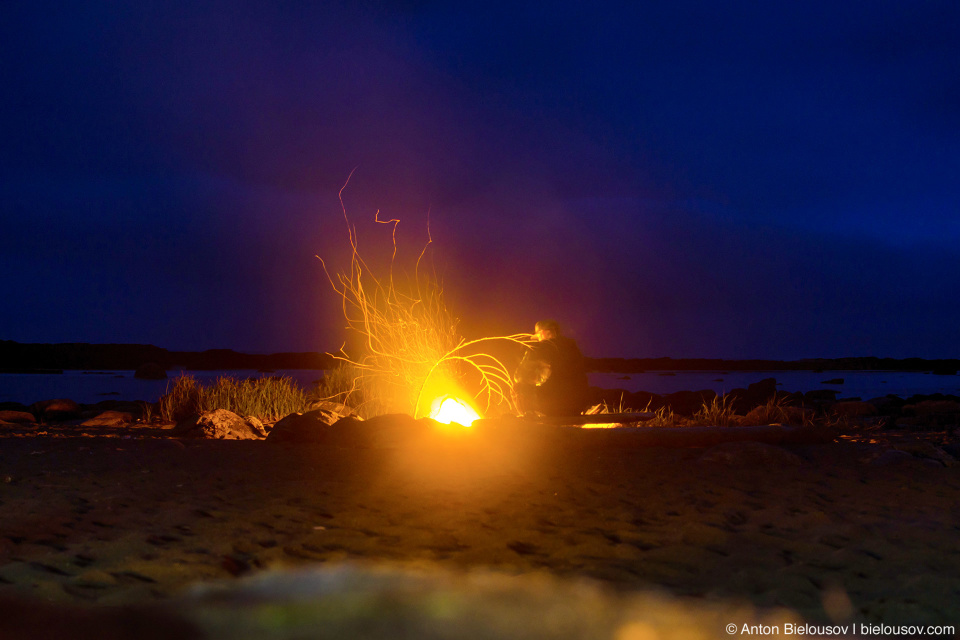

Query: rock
<box><xmin>243</xmin><ymin>416</ymin><xmax>268</xmax><ymax>437</ymax></box>
<box><xmin>346</xmin><ymin>414</ymin><xmax>432</xmax><ymax>449</ymax></box>
<box><xmin>821</xmin><ymin>378</ymin><xmax>844</xmax><ymax>385</ymax></box>
<box><xmin>80</xmin><ymin>410</ymin><xmax>134</xmax><ymax>427</ymax></box>
<box><xmin>31</xmin><ymin>398</ymin><xmax>81</xmax><ymax>421</ymax></box>
<box><xmin>941</xmin><ymin>442</ymin><xmax>960</xmax><ymax>457</ymax></box>
<box><xmin>628</xmin><ymin>391</ymin><xmax>663</xmax><ymax>411</ymax></box>
<box><xmin>894</xmin><ymin>416</ymin><xmax>932</xmax><ymax>430</ymax></box>
<box><xmin>747</xmin><ymin>377</ymin><xmax>778</xmax><ymax>398</ymax></box>
<box><xmin>0</xmin><ymin>410</ymin><xmax>37</xmax><ymax>424</ymax></box>
<box><xmin>893</xmin><ymin>442</ymin><xmax>956</xmax><ymax>467</ymax></box>
<box><xmin>86</xmin><ymin>399</ymin><xmax>148</xmax><ymax>415</ymax></box>
<box><xmin>831</xmin><ymin>401</ymin><xmax>878</xmax><ymax>418</ymax></box>
<box><xmin>804</xmin><ymin>389</ymin><xmax>838</xmax><ymax>403</ymax></box>
<box><xmin>304</xmin><ymin>400</ymin><xmax>360</xmax><ymax>418</ymax></box>
<box><xmin>134</xmin><ymin>362</ymin><xmax>167</xmax><ymax>380</ymax></box>
<box><xmin>268</xmin><ymin>411</ymin><xmax>426</xmax><ymax>449</ymax></box>
<box><xmin>173</xmin><ymin>409</ymin><xmax>265</xmax><ymax>440</ymax></box>
<box><xmin>896</xmin><ymin>400</ymin><xmax>960</xmax><ymax>429</ymax></box>
<box><xmin>866</xmin><ymin>395</ymin><xmax>905</xmax><ymax>414</ymax></box>
<box><xmin>904</xmin><ymin>399</ymin><xmax>960</xmax><ymax>416</ymax></box>
<box><xmin>869</xmin><ymin>449</ymin><xmax>917</xmax><ymax>467</ymax></box>
<box><xmin>698</xmin><ymin>441</ymin><xmax>803</xmax><ymax>466</ymax></box>
<box><xmin>742</xmin><ymin>404</ymin><xmax>808</xmax><ymax>426</ymax></box>
<box><xmin>664</xmin><ymin>389</ymin><xmax>716</xmax><ymax>416</ymax></box>
<box><xmin>267</xmin><ymin>406</ymin><xmax>347</xmax><ymax>443</ymax></box>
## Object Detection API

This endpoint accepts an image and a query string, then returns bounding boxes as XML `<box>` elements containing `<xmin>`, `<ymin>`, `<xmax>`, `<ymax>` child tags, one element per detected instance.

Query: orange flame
<box><xmin>429</xmin><ymin>395</ymin><xmax>481</xmax><ymax>426</ymax></box>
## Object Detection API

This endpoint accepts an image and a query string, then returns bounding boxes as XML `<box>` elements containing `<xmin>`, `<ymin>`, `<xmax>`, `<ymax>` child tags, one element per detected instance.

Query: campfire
<box><xmin>318</xmin><ymin>175</ymin><xmax>535</xmax><ymax>422</ymax></box>
<box><xmin>429</xmin><ymin>394</ymin><xmax>481</xmax><ymax>426</ymax></box>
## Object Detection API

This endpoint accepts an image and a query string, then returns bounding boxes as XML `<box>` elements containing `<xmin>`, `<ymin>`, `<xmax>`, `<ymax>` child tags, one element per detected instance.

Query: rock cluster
<box><xmin>588</xmin><ymin>379</ymin><xmax>960</xmax><ymax>431</ymax></box>
<box><xmin>173</xmin><ymin>409</ymin><xmax>268</xmax><ymax>440</ymax></box>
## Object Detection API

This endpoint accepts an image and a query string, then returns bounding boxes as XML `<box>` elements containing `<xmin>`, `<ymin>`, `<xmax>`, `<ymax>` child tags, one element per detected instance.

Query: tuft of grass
<box><xmin>647</xmin><ymin>404</ymin><xmax>681</xmax><ymax>428</ymax></box>
<box><xmin>317</xmin><ymin>175</ymin><xmax>534</xmax><ymax>419</ymax></box>
<box><xmin>741</xmin><ymin>395</ymin><xmax>803</xmax><ymax>426</ymax></box>
<box><xmin>159</xmin><ymin>374</ymin><xmax>310</xmax><ymax>423</ymax></box>
<box><xmin>139</xmin><ymin>401</ymin><xmax>156</xmax><ymax>424</ymax></box>
<box><xmin>583</xmin><ymin>393</ymin><xmax>636</xmax><ymax>416</ymax></box>
<box><xmin>316</xmin><ymin>363</ymin><xmax>389</xmax><ymax>418</ymax></box>
<box><xmin>160</xmin><ymin>375</ymin><xmax>203</xmax><ymax>423</ymax></box>
<box><xmin>693</xmin><ymin>394</ymin><xmax>739</xmax><ymax>427</ymax></box>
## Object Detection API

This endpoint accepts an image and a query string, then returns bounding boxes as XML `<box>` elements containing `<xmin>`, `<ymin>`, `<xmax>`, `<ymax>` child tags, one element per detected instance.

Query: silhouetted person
<box><xmin>513</xmin><ymin>319</ymin><xmax>589</xmax><ymax>416</ymax></box>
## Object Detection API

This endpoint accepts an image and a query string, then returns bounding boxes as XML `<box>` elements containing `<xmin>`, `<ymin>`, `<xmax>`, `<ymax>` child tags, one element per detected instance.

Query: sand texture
<box><xmin>0</xmin><ymin>419</ymin><xmax>958</xmax><ymax>638</ymax></box>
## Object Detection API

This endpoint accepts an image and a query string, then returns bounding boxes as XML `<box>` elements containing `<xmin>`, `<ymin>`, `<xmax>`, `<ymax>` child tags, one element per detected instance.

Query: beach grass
<box><xmin>160</xmin><ymin>374</ymin><xmax>310</xmax><ymax>423</ymax></box>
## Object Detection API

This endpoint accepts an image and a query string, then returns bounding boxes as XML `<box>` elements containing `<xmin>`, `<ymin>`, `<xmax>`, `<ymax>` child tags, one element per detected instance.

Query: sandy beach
<box><xmin>1</xmin><ymin>418</ymin><xmax>958</xmax><ymax>637</ymax></box>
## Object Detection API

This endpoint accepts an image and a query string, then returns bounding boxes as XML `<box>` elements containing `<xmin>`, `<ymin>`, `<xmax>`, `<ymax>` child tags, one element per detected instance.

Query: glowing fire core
<box><xmin>430</xmin><ymin>396</ymin><xmax>481</xmax><ymax>426</ymax></box>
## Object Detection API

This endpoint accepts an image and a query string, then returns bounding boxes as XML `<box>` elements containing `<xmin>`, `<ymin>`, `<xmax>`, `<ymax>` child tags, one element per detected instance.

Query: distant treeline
<box><xmin>1</xmin><ymin>340</ymin><xmax>957</xmax><ymax>375</ymax></box>
<box><xmin>0</xmin><ymin>340</ymin><xmax>336</xmax><ymax>372</ymax></box>
<box><xmin>585</xmin><ymin>356</ymin><xmax>959</xmax><ymax>374</ymax></box>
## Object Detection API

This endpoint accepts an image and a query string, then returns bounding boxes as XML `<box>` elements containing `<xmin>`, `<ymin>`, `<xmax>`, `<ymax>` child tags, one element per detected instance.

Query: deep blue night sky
<box><xmin>2</xmin><ymin>1</ymin><xmax>959</xmax><ymax>359</ymax></box>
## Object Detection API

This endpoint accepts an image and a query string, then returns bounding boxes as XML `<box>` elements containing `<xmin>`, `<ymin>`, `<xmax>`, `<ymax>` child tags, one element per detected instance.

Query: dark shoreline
<box><xmin>0</xmin><ymin>340</ymin><xmax>335</xmax><ymax>372</ymax></box>
<box><xmin>2</xmin><ymin>340</ymin><xmax>958</xmax><ymax>375</ymax></box>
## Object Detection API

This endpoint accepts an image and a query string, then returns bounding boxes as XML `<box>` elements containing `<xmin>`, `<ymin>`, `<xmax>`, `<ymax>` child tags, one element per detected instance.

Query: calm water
<box><xmin>2</xmin><ymin>369</ymin><xmax>959</xmax><ymax>406</ymax></box>
<box><xmin>0</xmin><ymin>369</ymin><xmax>329</xmax><ymax>406</ymax></box>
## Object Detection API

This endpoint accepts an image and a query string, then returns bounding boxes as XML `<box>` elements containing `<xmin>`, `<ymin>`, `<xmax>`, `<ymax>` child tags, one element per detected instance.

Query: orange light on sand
<box><xmin>430</xmin><ymin>395</ymin><xmax>481</xmax><ymax>426</ymax></box>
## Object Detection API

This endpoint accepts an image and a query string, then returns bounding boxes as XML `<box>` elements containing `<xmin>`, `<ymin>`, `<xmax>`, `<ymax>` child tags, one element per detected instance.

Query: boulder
<box><xmin>866</xmin><ymin>395</ymin><xmax>905</xmax><ymax>415</ymax></box>
<box><xmin>894</xmin><ymin>416</ymin><xmax>935</xmax><ymax>430</ymax></box>
<box><xmin>897</xmin><ymin>400</ymin><xmax>960</xmax><ymax>429</ymax></box>
<box><xmin>304</xmin><ymin>400</ymin><xmax>359</xmax><ymax>418</ymax></box>
<box><xmin>31</xmin><ymin>398</ymin><xmax>81</xmax><ymax>420</ymax></box>
<box><xmin>742</xmin><ymin>404</ymin><xmax>808</xmax><ymax>426</ymax></box>
<box><xmin>243</xmin><ymin>416</ymin><xmax>268</xmax><ymax>437</ymax></box>
<box><xmin>723</xmin><ymin>379</ymin><xmax>780</xmax><ymax>414</ymax></box>
<box><xmin>335</xmin><ymin>414</ymin><xmax>432</xmax><ymax>449</ymax></box>
<box><xmin>893</xmin><ymin>442</ymin><xmax>956</xmax><ymax>467</ymax></box>
<box><xmin>86</xmin><ymin>399</ymin><xmax>147</xmax><ymax>415</ymax></box>
<box><xmin>134</xmin><ymin>362</ymin><xmax>167</xmax><ymax>380</ymax></box>
<box><xmin>173</xmin><ymin>409</ymin><xmax>266</xmax><ymax>440</ymax></box>
<box><xmin>831</xmin><ymin>401</ymin><xmax>878</xmax><ymax>418</ymax></box>
<box><xmin>869</xmin><ymin>449</ymin><xmax>919</xmax><ymax>467</ymax></box>
<box><xmin>903</xmin><ymin>399</ymin><xmax>960</xmax><ymax>416</ymax></box>
<box><xmin>698</xmin><ymin>441</ymin><xmax>803</xmax><ymax>466</ymax></box>
<box><xmin>80</xmin><ymin>410</ymin><xmax>134</xmax><ymax>427</ymax></box>
<box><xmin>804</xmin><ymin>389</ymin><xmax>838</xmax><ymax>404</ymax></box>
<box><xmin>664</xmin><ymin>389</ymin><xmax>717</xmax><ymax>416</ymax></box>
<box><xmin>267</xmin><ymin>406</ymin><xmax>348</xmax><ymax>443</ymax></box>
<box><xmin>269</xmin><ymin>412</ymin><xmax>430</xmax><ymax>449</ymax></box>
<box><xmin>747</xmin><ymin>377</ymin><xmax>778</xmax><ymax>399</ymax></box>
<box><xmin>0</xmin><ymin>410</ymin><xmax>37</xmax><ymax>424</ymax></box>
<box><xmin>941</xmin><ymin>443</ymin><xmax>960</xmax><ymax>459</ymax></box>
<box><xmin>629</xmin><ymin>391</ymin><xmax>664</xmax><ymax>412</ymax></box>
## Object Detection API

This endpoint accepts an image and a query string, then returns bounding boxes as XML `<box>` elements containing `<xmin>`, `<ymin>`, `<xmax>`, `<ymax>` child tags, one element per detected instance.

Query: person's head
<box><xmin>534</xmin><ymin>319</ymin><xmax>561</xmax><ymax>342</ymax></box>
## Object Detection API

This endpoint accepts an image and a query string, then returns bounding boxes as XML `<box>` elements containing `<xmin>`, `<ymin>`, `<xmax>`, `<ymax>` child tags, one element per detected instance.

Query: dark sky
<box><xmin>2</xmin><ymin>1</ymin><xmax>959</xmax><ymax>359</ymax></box>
